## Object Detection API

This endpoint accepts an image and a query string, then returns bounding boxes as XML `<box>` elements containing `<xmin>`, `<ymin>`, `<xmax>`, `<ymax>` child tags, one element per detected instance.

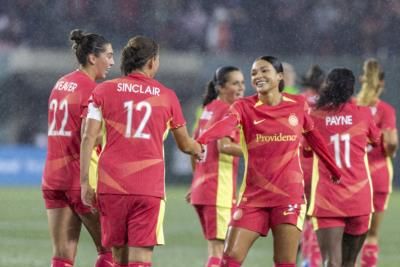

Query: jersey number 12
<box><xmin>124</xmin><ymin>100</ymin><xmax>152</xmax><ymax>139</ymax></box>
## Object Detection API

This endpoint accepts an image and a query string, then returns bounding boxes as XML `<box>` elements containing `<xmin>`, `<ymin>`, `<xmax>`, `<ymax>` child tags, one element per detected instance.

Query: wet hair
<box><xmin>121</xmin><ymin>35</ymin><xmax>159</xmax><ymax>75</ymax></box>
<box><xmin>316</xmin><ymin>68</ymin><xmax>355</xmax><ymax>109</ymax></box>
<box><xmin>255</xmin><ymin>56</ymin><xmax>285</xmax><ymax>92</ymax></box>
<box><xmin>356</xmin><ymin>58</ymin><xmax>382</xmax><ymax>106</ymax></box>
<box><xmin>300</xmin><ymin>65</ymin><xmax>325</xmax><ymax>92</ymax></box>
<box><xmin>203</xmin><ymin>66</ymin><xmax>240</xmax><ymax>107</ymax></box>
<box><xmin>69</xmin><ymin>29</ymin><xmax>109</xmax><ymax>66</ymax></box>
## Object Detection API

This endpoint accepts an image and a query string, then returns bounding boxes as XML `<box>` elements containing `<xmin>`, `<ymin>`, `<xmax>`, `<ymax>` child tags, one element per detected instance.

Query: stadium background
<box><xmin>0</xmin><ymin>1</ymin><xmax>400</xmax><ymax>266</ymax></box>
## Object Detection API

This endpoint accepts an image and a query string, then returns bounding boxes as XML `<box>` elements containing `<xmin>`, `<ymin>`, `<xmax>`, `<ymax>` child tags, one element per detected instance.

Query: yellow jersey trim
<box><xmin>307</xmin><ymin>152</ymin><xmax>319</xmax><ymax>216</ymax></box>
<box><xmin>216</xmin><ymin>153</ymin><xmax>234</xmax><ymax>208</ymax></box>
<box><xmin>237</xmin><ymin>126</ymin><xmax>248</xmax><ymax>204</ymax></box>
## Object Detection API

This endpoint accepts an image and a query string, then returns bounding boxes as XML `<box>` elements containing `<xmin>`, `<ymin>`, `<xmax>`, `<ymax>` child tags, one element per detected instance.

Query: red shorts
<box><xmin>194</xmin><ymin>205</ymin><xmax>232</xmax><ymax>240</ymax></box>
<box><xmin>230</xmin><ymin>203</ymin><xmax>306</xmax><ymax>236</ymax></box>
<box><xmin>373</xmin><ymin>191</ymin><xmax>390</xmax><ymax>212</ymax></box>
<box><xmin>98</xmin><ymin>194</ymin><xmax>165</xmax><ymax>247</ymax></box>
<box><xmin>42</xmin><ymin>189</ymin><xmax>91</xmax><ymax>215</ymax></box>
<box><xmin>312</xmin><ymin>214</ymin><xmax>371</xmax><ymax>235</ymax></box>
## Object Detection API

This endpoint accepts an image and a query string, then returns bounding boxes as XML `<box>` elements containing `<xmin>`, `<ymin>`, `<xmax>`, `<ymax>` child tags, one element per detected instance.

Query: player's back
<box><xmin>309</xmin><ymin>101</ymin><xmax>380</xmax><ymax>216</ymax></box>
<box><xmin>91</xmin><ymin>72</ymin><xmax>185</xmax><ymax>197</ymax></box>
<box><xmin>42</xmin><ymin>70</ymin><xmax>96</xmax><ymax>190</ymax></box>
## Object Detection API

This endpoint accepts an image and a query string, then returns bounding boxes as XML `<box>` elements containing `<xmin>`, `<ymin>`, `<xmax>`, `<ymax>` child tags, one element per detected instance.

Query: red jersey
<box><xmin>42</xmin><ymin>70</ymin><xmax>96</xmax><ymax>190</ymax></box>
<box><xmin>300</xmin><ymin>90</ymin><xmax>319</xmax><ymax>199</ymax></box>
<box><xmin>367</xmin><ymin>100</ymin><xmax>397</xmax><ymax>193</ymax></box>
<box><xmin>307</xmin><ymin>102</ymin><xmax>381</xmax><ymax>217</ymax></box>
<box><xmin>89</xmin><ymin>73</ymin><xmax>185</xmax><ymax>198</ymax></box>
<box><xmin>191</xmin><ymin>99</ymin><xmax>240</xmax><ymax>208</ymax></box>
<box><xmin>199</xmin><ymin>93</ymin><xmax>321</xmax><ymax>208</ymax></box>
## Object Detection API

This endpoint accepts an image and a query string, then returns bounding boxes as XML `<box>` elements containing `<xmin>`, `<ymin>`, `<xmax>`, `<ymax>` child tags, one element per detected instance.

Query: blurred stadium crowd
<box><xmin>1</xmin><ymin>0</ymin><xmax>400</xmax><ymax>56</ymax></box>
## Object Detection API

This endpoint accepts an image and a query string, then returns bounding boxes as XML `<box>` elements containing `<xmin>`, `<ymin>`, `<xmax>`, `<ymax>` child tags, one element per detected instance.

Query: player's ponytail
<box><xmin>202</xmin><ymin>66</ymin><xmax>240</xmax><ymax>107</ymax></box>
<box><xmin>356</xmin><ymin>58</ymin><xmax>382</xmax><ymax>106</ymax></box>
<box><xmin>69</xmin><ymin>29</ymin><xmax>109</xmax><ymax>66</ymax></box>
<box><xmin>317</xmin><ymin>68</ymin><xmax>355</xmax><ymax>109</ymax></box>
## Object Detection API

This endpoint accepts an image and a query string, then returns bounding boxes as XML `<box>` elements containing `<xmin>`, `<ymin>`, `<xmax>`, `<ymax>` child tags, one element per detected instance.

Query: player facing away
<box><xmin>80</xmin><ymin>35</ymin><xmax>202</xmax><ymax>267</ymax></box>
<box><xmin>306</xmin><ymin>68</ymin><xmax>382</xmax><ymax>267</ymax></box>
<box><xmin>299</xmin><ymin>65</ymin><xmax>326</xmax><ymax>267</ymax></box>
<box><xmin>189</xmin><ymin>66</ymin><xmax>245</xmax><ymax>267</ymax></box>
<box><xmin>356</xmin><ymin>59</ymin><xmax>398</xmax><ymax>267</ymax></box>
<box><xmin>196</xmin><ymin>56</ymin><xmax>341</xmax><ymax>267</ymax></box>
<box><xmin>42</xmin><ymin>29</ymin><xmax>115</xmax><ymax>267</ymax></box>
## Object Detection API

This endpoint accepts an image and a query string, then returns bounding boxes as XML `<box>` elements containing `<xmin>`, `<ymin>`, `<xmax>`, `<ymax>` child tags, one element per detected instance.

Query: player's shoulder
<box><xmin>282</xmin><ymin>93</ymin><xmax>306</xmax><ymax>104</ymax></box>
<box><xmin>377</xmin><ymin>100</ymin><xmax>395</xmax><ymax>113</ymax></box>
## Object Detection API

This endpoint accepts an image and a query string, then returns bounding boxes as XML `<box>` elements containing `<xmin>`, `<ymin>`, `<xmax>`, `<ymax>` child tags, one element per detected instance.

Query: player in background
<box><xmin>196</xmin><ymin>56</ymin><xmax>341</xmax><ymax>267</ymax></box>
<box><xmin>299</xmin><ymin>65</ymin><xmax>325</xmax><ymax>267</ymax></box>
<box><xmin>282</xmin><ymin>62</ymin><xmax>299</xmax><ymax>94</ymax></box>
<box><xmin>307</xmin><ymin>68</ymin><xmax>382</xmax><ymax>267</ymax></box>
<box><xmin>80</xmin><ymin>35</ymin><xmax>202</xmax><ymax>267</ymax></box>
<box><xmin>189</xmin><ymin>66</ymin><xmax>245</xmax><ymax>267</ymax></box>
<box><xmin>356</xmin><ymin>59</ymin><xmax>398</xmax><ymax>267</ymax></box>
<box><xmin>42</xmin><ymin>29</ymin><xmax>114</xmax><ymax>267</ymax></box>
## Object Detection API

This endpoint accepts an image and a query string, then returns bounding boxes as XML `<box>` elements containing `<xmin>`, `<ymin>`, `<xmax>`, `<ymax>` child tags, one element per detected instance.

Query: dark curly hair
<box><xmin>300</xmin><ymin>64</ymin><xmax>325</xmax><ymax>92</ymax></box>
<box><xmin>316</xmin><ymin>68</ymin><xmax>355</xmax><ymax>109</ymax></box>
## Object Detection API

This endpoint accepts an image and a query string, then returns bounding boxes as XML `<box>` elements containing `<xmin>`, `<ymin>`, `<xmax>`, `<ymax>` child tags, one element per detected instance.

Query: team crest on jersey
<box><xmin>288</xmin><ymin>113</ymin><xmax>298</xmax><ymax>126</ymax></box>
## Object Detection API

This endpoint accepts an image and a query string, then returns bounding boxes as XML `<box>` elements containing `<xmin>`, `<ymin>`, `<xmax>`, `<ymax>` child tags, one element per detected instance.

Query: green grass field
<box><xmin>1</xmin><ymin>186</ymin><xmax>399</xmax><ymax>266</ymax></box>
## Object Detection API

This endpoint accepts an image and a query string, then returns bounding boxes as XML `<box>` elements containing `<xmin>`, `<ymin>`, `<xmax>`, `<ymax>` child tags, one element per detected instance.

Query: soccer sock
<box><xmin>206</xmin><ymin>256</ymin><xmax>221</xmax><ymax>267</ymax></box>
<box><xmin>274</xmin><ymin>263</ymin><xmax>296</xmax><ymax>267</ymax></box>
<box><xmin>128</xmin><ymin>262</ymin><xmax>151</xmax><ymax>267</ymax></box>
<box><xmin>309</xmin><ymin>229</ymin><xmax>321</xmax><ymax>267</ymax></box>
<box><xmin>95</xmin><ymin>251</ymin><xmax>113</xmax><ymax>267</ymax></box>
<box><xmin>51</xmin><ymin>257</ymin><xmax>74</xmax><ymax>267</ymax></box>
<box><xmin>361</xmin><ymin>243</ymin><xmax>379</xmax><ymax>267</ymax></box>
<box><xmin>301</xmin><ymin>220</ymin><xmax>312</xmax><ymax>266</ymax></box>
<box><xmin>220</xmin><ymin>255</ymin><xmax>241</xmax><ymax>267</ymax></box>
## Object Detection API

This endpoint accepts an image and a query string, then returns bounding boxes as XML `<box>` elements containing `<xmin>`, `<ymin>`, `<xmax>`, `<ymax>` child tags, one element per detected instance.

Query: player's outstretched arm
<box><xmin>217</xmin><ymin>137</ymin><xmax>243</xmax><ymax>157</ymax></box>
<box><xmin>172</xmin><ymin>126</ymin><xmax>203</xmax><ymax>159</ymax></box>
<box><xmin>196</xmin><ymin>113</ymin><xmax>239</xmax><ymax>145</ymax></box>
<box><xmin>303</xmin><ymin>129</ymin><xmax>342</xmax><ymax>183</ymax></box>
<box><xmin>80</xmin><ymin>117</ymin><xmax>101</xmax><ymax>207</ymax></box>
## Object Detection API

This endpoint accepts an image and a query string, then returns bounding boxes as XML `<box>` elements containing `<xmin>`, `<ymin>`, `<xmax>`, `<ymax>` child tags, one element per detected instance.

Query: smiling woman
<box><xmin>195</xmin><ymin>55</ymin><xmax>341</xmax><ymax>267</ymax></box>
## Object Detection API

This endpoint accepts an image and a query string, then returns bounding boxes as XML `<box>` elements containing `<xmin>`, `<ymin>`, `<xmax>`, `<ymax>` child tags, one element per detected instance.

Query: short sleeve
<box><xmin>381</xmin><ymin>104</ymin><xmax>397</xmax><ymax>130</ymax></box>
<box><xmin>168</xmin><ymin>91</ymin><xmax>186</xmax><ymax>129</ymax></box>
<box><xmin>367</xmin><ymin>112</ymin><xmax>382</xmax><ymax>145</ymax></box>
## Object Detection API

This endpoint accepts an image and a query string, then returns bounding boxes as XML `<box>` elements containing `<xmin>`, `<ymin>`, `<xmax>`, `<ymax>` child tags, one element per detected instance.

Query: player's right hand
<box><xmin>81</xmin><ymin>183</ymin><xmax>97</xmax><ymax>211</ymax></box>
<box><xmin>331</xmin><ymin>175</ymin><xmax>341</xmax><ymax>184</ymax></box>
<box><xmin>193</xmin><ymin>141</ymin><xmax>205</xmax><ymax>161</ymax></box>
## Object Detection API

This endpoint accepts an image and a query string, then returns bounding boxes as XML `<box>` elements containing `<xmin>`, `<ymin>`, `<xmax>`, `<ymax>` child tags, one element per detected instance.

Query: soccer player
<box><xmin>42</xmin><ymin>29</ymin><xmax>114</xmax><ymax>267</ymax></box>
<box><xmin>189</xmin><ymin>66</ymin><xmax>245</xmax><ymax>267</ymax></box>
<box><xmin>299</xmin><ymin>65</ymin><xmax>325</xmax><ymax>267</ymax></box>
<box><xmin>80</xmin><ymin>35</ymin><xmax>202</xmax><ymax>267</ymax></box>
<box><xmin>356</xmin><ymin>59</ymin><xmax>398</xmax><ymax>267</ymax></box>
<box><xmin>196</xmin><ymin>56</ymin><xmax>341</xmax><ymax>267</ymax></box>
<box><xmin>307</xmin><ymin>68</ymin><xmax>381</xmax><ymax>267</ymax></box>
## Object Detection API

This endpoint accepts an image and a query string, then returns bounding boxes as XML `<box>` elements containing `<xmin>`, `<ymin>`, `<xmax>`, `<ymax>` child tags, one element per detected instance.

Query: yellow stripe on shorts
<box><xmin>216</xmin><ymin>206</ymin><xmax>231</xmax><ymax>240</ymax></box>
<box><xmin>156</xmin><ymin>199</ymin><xmax>166</xmax><ymax>245</ymax></box>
